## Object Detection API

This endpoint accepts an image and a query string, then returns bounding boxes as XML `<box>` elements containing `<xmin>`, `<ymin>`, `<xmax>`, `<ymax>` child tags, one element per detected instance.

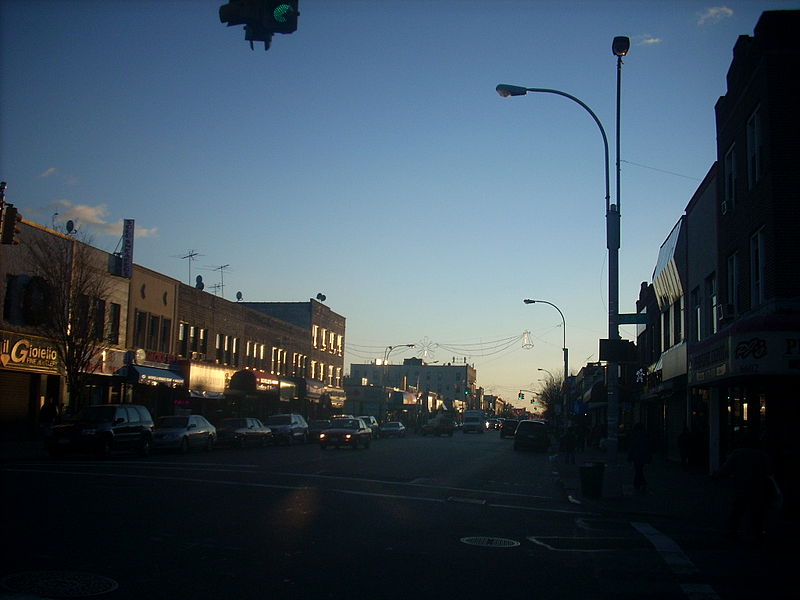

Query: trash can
<box><xmin>579</xmin><ymin>461</ymin><xmax>605</xmax><ymax>499</ymax></box>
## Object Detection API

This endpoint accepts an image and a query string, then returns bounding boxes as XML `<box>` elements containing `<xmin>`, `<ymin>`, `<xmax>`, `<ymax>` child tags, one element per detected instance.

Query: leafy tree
<box><xmin>537</xmin><ymin>374</ymin><xmax>564</xmax><ymax>421</ymax></box>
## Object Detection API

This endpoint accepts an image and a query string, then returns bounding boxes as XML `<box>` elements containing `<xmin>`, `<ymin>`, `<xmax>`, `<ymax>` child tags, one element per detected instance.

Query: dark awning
<box><xmin>115</xmin><ymin>365</ymin><xmax>184</xmax><ymax>386</ymax></box>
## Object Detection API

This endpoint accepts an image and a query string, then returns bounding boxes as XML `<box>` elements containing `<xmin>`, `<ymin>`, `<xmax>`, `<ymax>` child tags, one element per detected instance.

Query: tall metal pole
<box><xmin>607</xmin><ymin>36</ymin><xmax>629</xmax><ymax>462</ymax></box>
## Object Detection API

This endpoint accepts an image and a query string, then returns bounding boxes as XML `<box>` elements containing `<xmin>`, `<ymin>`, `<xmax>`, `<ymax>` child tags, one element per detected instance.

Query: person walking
<box><xmin>559</xmin><ymin>428</ymin><xmax>576</xmax><ymax>465</ymax></box>
<box><xmin>627</xmin><ymin>423</ymin><xmax>652</xmax><ymax>493</ymax></box>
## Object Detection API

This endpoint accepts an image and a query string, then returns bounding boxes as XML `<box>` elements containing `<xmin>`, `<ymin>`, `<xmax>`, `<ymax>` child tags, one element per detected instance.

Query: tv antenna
<box><xmin>203</xmin><ymin>264</ymin><xmax>231</xmax><ymax>298</ymax></box>
<box><xmin>173</xmin><ymin>249</ymin><xmax>204</xmax><ymax>284</ymax></box>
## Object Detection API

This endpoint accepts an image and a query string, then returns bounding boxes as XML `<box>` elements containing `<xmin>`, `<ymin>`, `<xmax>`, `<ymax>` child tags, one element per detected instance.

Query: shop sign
<box><xmin>0</xmin><ymin>331</ymin><xmax>60</xmax><ymax>374</ymax></box>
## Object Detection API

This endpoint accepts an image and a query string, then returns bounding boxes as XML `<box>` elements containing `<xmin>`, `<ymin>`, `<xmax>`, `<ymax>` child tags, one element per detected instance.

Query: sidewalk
<box><xmin>551</xmin><ymin>446</ymin><xmax>798</xmax><ymax>547</ymax></box>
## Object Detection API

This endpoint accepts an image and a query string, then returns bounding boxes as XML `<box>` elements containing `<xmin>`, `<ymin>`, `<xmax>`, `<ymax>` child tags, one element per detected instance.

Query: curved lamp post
<box><xmin>524</xmin><ymin>298</ymin><xmax>568</xmax><ymax>393</ymax></box>
<box><xmin>497</xmin><ymin>81</ymin><xmax>621</xmax><ymax>459</ymax></box>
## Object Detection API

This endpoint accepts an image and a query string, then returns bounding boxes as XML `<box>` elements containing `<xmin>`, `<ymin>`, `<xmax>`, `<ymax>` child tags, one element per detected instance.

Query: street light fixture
<box><xmin>524</xmin><ymin>299</ymin><xmax>568</xmax><ymax>392</ymax></box>
<box><xmin>496</xmin><ymin>76</ymin><xmax>622</xmax><ymax>460</ymax></box>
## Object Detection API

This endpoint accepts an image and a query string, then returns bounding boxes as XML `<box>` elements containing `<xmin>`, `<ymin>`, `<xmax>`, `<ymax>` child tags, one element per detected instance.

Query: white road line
<box><xmin>632</xmin><ymin>522</ymin><xmax>720</xmax><ymax>600</ymax></box>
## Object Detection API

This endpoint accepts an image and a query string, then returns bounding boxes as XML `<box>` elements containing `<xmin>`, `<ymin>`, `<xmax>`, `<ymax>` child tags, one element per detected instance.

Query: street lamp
<box><xmin>524</xmin><ymin>299</ymin><xmax>568</xmax><ymax>389</ymax></box>
<box><xmin>383</xmin><ymin>344</ymin><xmax>415</xmax><ymax>364</ymax></box>
<box><xmin>497</xmin><ymin>77</ymin><xmax>622</xmax><ymax>460</ymax></box>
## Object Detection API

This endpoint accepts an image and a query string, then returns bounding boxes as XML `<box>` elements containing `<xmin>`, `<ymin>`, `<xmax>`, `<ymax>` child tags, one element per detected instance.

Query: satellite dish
<box><xmin>236</xmin><ymin>291</ymin><xmax>243</xmax><ymax>301</ymax></box>
<box><xmin>65</xmin><ymin>220</ymin><xmax>75</xmax><ymax>234</ymax></box>
<box><xmin>316</xmin><ymin>293</ymin><xmax>326</xmax><ymax>302</ymax></box>
<box><xmin>195</xmin><ymin>275</ymin><xmax>204</xmax><ymax>290</ymax></box>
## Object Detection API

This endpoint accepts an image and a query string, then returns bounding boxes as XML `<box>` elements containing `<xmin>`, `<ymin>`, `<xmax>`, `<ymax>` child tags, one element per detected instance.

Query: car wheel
<box><xmin>364</xmin><ymin>439</ymin><xmax>371</xmax><ymax>449</ymax></box>
<box><xmin>205</xmin><ymin>435</ymin><xmax>214</xmax><ymax>452</ymax></box>
<box><xmin>96</xmin><ymin>438</ymin><xmax>111</xmax><ymax>459</ymax></box>
<box><xmin>138</xmin><ymin>436</ymin><xmax>151</xmax><ymax>457</ymax></box>
<box><xmin>180</xmin><ymin>437</ymin><xmax>189</xmax><ymax>454</ymax></box>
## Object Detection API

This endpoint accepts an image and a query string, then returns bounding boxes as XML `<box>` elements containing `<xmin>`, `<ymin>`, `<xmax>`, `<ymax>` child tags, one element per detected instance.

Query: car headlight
<box><xmin>345</xmin><ymin>434</ymin><xmax>352</xmax><ymax>440</ymax></box>
<box><xmin>319</xmin><ymin>433</ymin><xmax>326</xmax><ymax>440</ymax></box>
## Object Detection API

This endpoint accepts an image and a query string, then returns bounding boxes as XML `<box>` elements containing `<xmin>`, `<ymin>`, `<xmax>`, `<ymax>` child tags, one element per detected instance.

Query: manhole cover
<box><xmin>1</xmin><ymin>571</ymin><xmax>119</xmax><ymax>598</ymax></box>
<box><xmin>460</xmin><ymin>536</ymin><xmax>520</xmax><ymax>548</ymax></box>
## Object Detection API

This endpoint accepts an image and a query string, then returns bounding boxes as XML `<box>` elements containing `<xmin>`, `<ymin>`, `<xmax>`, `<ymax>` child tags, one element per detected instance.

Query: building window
<box><xmin>231</xmin><ymin>337</ymin><xmax>239</xmax><ymax>367</ymax></box>
<box><xmin>706</xmin><ymin>274</ymin><xmax>717</xmax><ymax>335</ymax></box>
<box><xmin>727</xmin><ymin>252</ymin><xmax>739</xmax><ymax>315</ymax></box>
<box><xmin>690</xmin><ymin>288</ymin><xmax>700</xmax><ymax>342</ymax></box>
<box><xmin>160</xmin><ymin>318</ymin><xmax>171</xmax><ymax>353</ymax></box>
<box><xmin>746</xmin><ymin>106</ymin><xmax>763</xmax><ymax>190</ymax></box>
<box><xmin>673</xmin><ymin>297</ymin><xmax>683</xmax><ymax>345</ymax></box>
<box><xmin>147</xmin><ymin>314</ymin><xmax>160</xmax><ymax>350</ymax></box>
<box><xmin>662</xmin><ymin>308</ymin><xmax>671</xmax><ymax>351</ymax></box>
<box><xmin>133</xmin><ymin>310</ymin><xmax>147</xmax><ymax>348</ymax></box>
<box><xmin>750</xmin><ymin>228</ymin><xmax>766</xmax><ymax>307</ymax></box>
<box><xmin>312</xmin><ymin>325</ymin><xmax>319</xmax><ymax>349</ymax></box>
<box><xmin>109</xmin><ymin>303</ymin><xmax>121</xmax><ymax>345</ymax></box>
<box><xmin>93</xmin><ymin>299</ymin><xmax>106</xmax><ymax>342</ymax></box>
<box><xmin>216</xmin><ymin>334</ymin><xmax>223</xmax><ymax>363</ymax></box>
<box><xmin>723</xmin><ymin>144</ymin><xmax>736</xmax><ymax>212</ymax></box>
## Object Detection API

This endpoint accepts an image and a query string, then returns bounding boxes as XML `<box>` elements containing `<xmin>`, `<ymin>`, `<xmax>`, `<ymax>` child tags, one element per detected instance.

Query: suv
<box><xmin>358</xmin><ymin>415</ymin><xmax>381</xmax><ymax>438</ymax></box>
<box><xmin>513</xmin><ymin>420</ymin><xmax>551</xmax><ymax>452</ymax></box>
<box><xmin>46</xmin><ymin>404</ymin><xmax>154</xmax><ymax>458</ymax></box>
<box><xmin>266</xmin><ymin>413</ymin><xmax>309</xmax><ymax>445</ymax></box>
<box><xmin>421</xmin><ymin>414</ymin><xmax>455</xmax><ymax>437</ymax></box>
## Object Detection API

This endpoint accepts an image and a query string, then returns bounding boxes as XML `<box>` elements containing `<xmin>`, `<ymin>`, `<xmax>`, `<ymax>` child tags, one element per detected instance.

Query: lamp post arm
<box><xmin>522</xmin><ymin>88</ymin><xmax>611</xmax><ymax>212</ymax></box>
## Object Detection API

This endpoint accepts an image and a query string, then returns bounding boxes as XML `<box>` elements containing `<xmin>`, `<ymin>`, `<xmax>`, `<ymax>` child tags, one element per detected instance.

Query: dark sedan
<box><xmin>513</xmin><ymin>420</ymin><xmax>551</xmax><ymax>452</ymax></box>
<box><xmin>319</xmin><ymin>418</ymin><xmax>372</xmax><ymax>449</ymax></box>
<box><xmin>216</xmin><ymin>418</ymin><xmax>273</xmax><ymax>447</ymax></box>
<box><xmin>379</xmin><ymin>421</ymin><xmax>407</xmax><ymax>438</ymax></box>
<box><xmin>499</xmin><ymin>419</ymin><xmax>519</xmax><ymax>439</ymax></box>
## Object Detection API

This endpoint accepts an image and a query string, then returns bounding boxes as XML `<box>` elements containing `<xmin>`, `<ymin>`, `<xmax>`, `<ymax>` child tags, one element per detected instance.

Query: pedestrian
<box><xmin>559</xmin><ymin>428</ymin><xmax>576</xmax><ymax>465</ymax></box>
<box><xmin>38</xmin><ymin>397</ymin><xmax>58</xmax><ymax>437</ymax></box>
<box><xmin>678</xmin><ymin>425</ymin><xmax>692</xmax><ymax>471</ymax></box>
<box><xmin>627</xmin><ymin>423</ymin><xmax>651</xmax><ymax>493</ymax></box>
<box><xmin>718</xmin><ymin>445</ymin><xmax>774</xmax><ymax>541</ymax></box>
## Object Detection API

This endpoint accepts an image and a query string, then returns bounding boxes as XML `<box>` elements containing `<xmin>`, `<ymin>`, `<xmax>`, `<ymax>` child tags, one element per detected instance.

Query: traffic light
<box><xmin>219</xmin><ymin>1</ymin><xmax>298</xmax><ymax>50</ymax></box>
<box><xmin>1</xmin><ymin>204</ymin><xmax>21</xmax><ymax>245</ymax></box>
<box><xmin>266</xmin><ymin>2</ymin><xmax>298</xmax><ymax>34</ymax></box>
<box><xmin>518</xmin><ymin>392</ymin><xmax>524</xmax><ymax>401</ymax></box>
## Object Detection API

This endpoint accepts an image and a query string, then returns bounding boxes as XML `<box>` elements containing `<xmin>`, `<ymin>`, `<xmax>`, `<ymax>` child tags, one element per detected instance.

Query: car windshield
<box><xmin>156</xmin><ymin>416</ymin><xmax>189</xmax><ymax>428</ymax></box>
<box><xmin>223</xmin><ymin>418</ymin><xmax>248</xmax><ymax>428</ymax></box>
<box><xmin>383</xmin><ymin>422</ymin><xmax>400</xmax><ymax>428</ymax></box>
<box><xmin>76</xmin><ymin>406</ymin><xmax>117</xmax><ymax>423</ymax></box>
<box><xmin>517</xmin><ymin>422</ymin><xmax>546</xmax><ymax>433</ymax></box>
<box><xmin>330</xmin><ymin>418</ymin><xmax>358</xmax><ymax>429</ymax></box>
<box><xmin>267</xmin><ymin>416</ymin><xmax>291</xmax><ymax>426</ymax></box>
<box><xmin>310</xmin><ymin>420</ymin><xmax>330</xmax><ymax>428</ymax></box>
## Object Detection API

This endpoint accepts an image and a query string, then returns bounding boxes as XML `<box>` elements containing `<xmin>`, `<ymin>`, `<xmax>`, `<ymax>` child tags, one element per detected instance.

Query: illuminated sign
<box><xmin>0</xmin><ymin>332</ymin><xmax>59</xmax><ymax>373</ymax></box>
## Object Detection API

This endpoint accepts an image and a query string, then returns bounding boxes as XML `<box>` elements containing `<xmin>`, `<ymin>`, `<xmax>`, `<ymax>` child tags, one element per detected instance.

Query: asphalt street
<box><xmin>0</xmin><ymin>432</ymin><xmax>787</xmax><ymax>599</ymax></box>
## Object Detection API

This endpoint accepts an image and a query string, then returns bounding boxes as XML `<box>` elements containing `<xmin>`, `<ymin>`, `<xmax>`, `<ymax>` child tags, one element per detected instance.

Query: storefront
<box><xmin>0</xmin><ymin>330</ymin><xmax>61</xmax><ymax>440</ymax></box>
<box><xmin>114</xmin><ymin>349</ymin><xmax>186</xmax><ymax>418</ymax></box>
<box><xmin>689</xmin><ymin>314</ymin><xmax>800</xmax><ymax>515</ymax></box>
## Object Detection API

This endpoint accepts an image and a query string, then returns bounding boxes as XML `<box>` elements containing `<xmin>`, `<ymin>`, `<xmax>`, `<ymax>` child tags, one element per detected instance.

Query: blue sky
<box><xmin>2</xmin><ymin>0</ymin><xmax>794</xmax><ymax>406</ymax></box>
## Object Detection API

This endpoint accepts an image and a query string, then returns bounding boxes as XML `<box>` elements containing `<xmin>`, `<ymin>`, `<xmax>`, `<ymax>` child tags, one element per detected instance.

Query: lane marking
<box><xmin>632</xmin><ymin>522</ymin><xmax>720</xmax><ymax>600</ymax></box>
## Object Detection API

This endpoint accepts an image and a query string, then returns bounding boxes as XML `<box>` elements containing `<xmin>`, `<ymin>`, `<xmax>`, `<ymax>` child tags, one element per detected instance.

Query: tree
<box><xmin>26</xmin><ymin>232</ymin><xmax>113</xmax><ymax>411</ymax></box>
<box><xmin>537</xmin><ymin>374</ymin><xmax>564</xmax><ymax>422</ymax></box>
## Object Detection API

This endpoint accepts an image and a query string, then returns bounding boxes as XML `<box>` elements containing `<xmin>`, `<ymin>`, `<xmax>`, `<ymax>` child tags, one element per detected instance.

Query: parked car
<box><xmin>499</xmin><ymin>419</ymin><xmax>519</xmax><ymax>439</ymax></box>
<box><xmin>358</xmin><ymin>415</ymin><xmax>381</xmax><ymax>438</ymax></box>
<box><xmin>513</xmin><ymin>420</ymin><xmax>551</xmax><ymax>452</ymax></box>
<box><xmin>153</xmin><ymin>414</ymin><xmax>216</xmax><ymax>452</ymax></box>
<box><xmin>266</xmin><ymin>413</ymin><xmax>309</xmax><ymax>444</ymax></box>
<box><xmin>319</xmin><ymin>417</ymin><xmax>372</xmax><ymax>449</ymax></box>
<box><xmin>216</xmin><ymin>417</ymin><xmax>273</xmax><ymax>447</ymax></box>
<box><xmin>307</xmin><ymin>419</ymin><xmax>331</xmax><ymax>442</ymax></box>
<box><xmin>421</xmin><ymin>414</ymin><xmax>455</xmax><ymax>437</ymax></box>
<box><xmin>46</xmin><ymin>404</ymin><xmax>154</xmax><ymax>458</ymax></box>
<box><xmin>486</xmin><ymin>418</ymin><xmax>499</xmax><ymax>430</ymax></box>
<box><xmin>379</xmin><ymin>421</ymin><xmax>407</xmax><ymax>438</ymax></box>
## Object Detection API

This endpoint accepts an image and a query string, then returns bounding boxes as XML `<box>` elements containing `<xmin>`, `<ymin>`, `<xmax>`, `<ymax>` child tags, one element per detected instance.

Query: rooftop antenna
<box><xmin>175</xmin><ymin>249</ymin><xmax>204</xmax><ymax>285</ymax></box>
<box><xmin>205</xmin><ymin>264</ymin><xmax>230</xmax><ymax>299</ymax></box>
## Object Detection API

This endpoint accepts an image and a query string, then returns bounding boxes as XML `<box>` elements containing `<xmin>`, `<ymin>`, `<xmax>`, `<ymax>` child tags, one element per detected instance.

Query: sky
<box><xmin>2</xmin><ymin>0</ymin><xmax>795</xmax><ymax>407</ymax></box>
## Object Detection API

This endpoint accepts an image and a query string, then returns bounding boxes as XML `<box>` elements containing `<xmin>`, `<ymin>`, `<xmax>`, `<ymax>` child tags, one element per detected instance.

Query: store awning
<box><xmin>116</xmin><ymin>365</ymin><xmax>185</xmax><ymax>386</ymax></box>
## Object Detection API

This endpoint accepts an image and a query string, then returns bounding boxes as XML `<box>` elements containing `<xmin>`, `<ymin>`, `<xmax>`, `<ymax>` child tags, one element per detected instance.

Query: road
<box><xmin>0</xmin><ymin>431</ymin><xmax>771</xmax><ymax>599</ymax></box>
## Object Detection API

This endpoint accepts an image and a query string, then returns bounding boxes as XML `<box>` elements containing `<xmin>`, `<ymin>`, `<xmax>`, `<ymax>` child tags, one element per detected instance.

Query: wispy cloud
<box><xmin>49</xmin><ymin>199</ymin><xmax>157</xmax><ymax>238</ymax></box>
<box><xmin>634</xmin><ymin>34</ymin><xmax>662</xmax><ymax>46</ymax></box>
<box><xmin>39</xmin><ymin>167</ymin><xmax>57</xmax><ymax>178</ymax></box>
<box><xmin>697</xmin><ymin>6</ymin><xmax>734</xmax><ymax>26</ymax></box>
